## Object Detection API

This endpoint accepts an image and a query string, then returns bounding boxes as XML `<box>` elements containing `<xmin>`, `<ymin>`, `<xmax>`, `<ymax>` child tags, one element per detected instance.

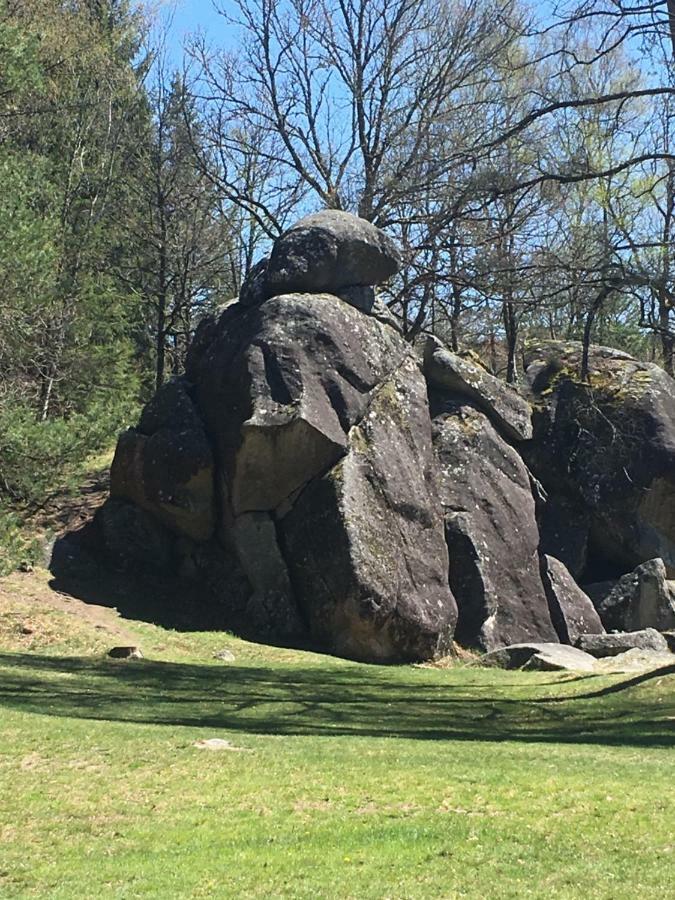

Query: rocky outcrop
<box><xmin>430</xmin><ymin>395</ymin><xmax>556</xmax><ymax>651</ymax></box>
<box><xmin>525</xmin><ymin>340</ymin><xmax>675</xmax><ymax>579</ymax></box>
<box><xmin>540</xmin><ymin>554</ymin><xmax>605</xmax><ymax>644</ymax></box>
<box><xmin>585</xmin><ymin>558</ymin><xmax>675</xmax><ymax>633</ymax></box>
<box><xmin>66</xmin><ymin>213</ymin><xmax>675</xmax><ymax>665</ymax></box>
<box><xmin>96</xmin><ymin>210</ymin><xmax>458</xmax><ymax>662</ymax></box>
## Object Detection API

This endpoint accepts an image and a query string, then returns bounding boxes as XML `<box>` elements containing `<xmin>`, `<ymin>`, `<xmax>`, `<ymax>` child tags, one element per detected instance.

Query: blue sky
<box><xmin>162</xmin><ymin>1</ymin><xmax>234</xmax><ymax>61</ymax></box>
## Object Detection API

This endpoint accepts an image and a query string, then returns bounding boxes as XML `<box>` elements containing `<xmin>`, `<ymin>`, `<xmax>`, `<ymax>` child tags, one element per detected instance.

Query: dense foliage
<box><xmin>0</xmin><ymin>0</ymin><xmax>233</xmax><ymax>535</ymax></box>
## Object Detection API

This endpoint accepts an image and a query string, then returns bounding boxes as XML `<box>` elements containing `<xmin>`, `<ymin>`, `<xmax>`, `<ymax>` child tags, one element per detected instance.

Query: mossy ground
<box><xmin>0</xmin><ymin>567</ymin><xmax>674</xmax><ymax>899</ymax></box>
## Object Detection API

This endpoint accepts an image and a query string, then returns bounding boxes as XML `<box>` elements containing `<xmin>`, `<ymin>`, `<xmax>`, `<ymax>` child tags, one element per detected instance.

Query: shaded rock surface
<box><xmin>540</xmin><ymin>554</ymin><xmax>605</xmax><ymax>644</ymax></box>
<box><xmin>479</xmin><ymin>642</ymin><xmax>597</xmax><ymax>672</ymax></box>
<box><xmin>586</xmin><ymin>558</ymin><xmax>675</xmax><ymax>633</ymax></box>
<box><xmin>430</xmin><ymin>396</ymin><xmax>556</xmax><ymax>651</ymax></box>
<box><xmin>575</xmin><ymin>628</ymin><xmax>668</xmax><ymax>657</ymax></box>
<box><xmin>110</xmin><ymin>379</ymin><xmax>215</xmax><ymax>542</ymax></box>
<box><xmin>525</xmin><ymin>340</ymin><xmax>675</xmax><ymax>579</ymax></box>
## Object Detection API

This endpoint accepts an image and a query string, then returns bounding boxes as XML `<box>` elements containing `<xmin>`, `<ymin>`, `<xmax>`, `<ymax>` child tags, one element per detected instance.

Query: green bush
<box><xmin>0</xmin><ymin>392</ymin><xmax>138</xmax><ymax>511</ymax></box>
<box><xmin>0</xmin><ymin>508</ymin><xmax>41</xmax><ymax>576</ymax></box>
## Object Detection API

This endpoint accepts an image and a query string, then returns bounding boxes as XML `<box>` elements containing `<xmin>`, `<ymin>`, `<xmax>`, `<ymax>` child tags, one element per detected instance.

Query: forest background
<box><xmin>1</xmin><ymin>0</ymin><xmax>674</xmax><ymax>568</ymax></box>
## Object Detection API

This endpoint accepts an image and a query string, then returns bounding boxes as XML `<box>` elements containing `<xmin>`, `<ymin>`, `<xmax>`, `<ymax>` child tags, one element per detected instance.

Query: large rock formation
<box><xmin>59</xmin><ymin>212</ymin><xmax>675</xmax><ymax>664</ymax></box>
<box><xmin>93</xmin><ymin>211</ymin><xmax>457</xmax><ymax>662</ymax></box>
<box><xmin>281</xmin><ymin>355</ymin><xmax>456</xmax><ymax>661</ymax></box>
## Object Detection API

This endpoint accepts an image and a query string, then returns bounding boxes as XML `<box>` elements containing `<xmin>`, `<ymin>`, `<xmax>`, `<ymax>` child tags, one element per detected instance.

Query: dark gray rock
<box><xmin>266</xmin><ymin>210</ymin><xmax>401</xmax><ymax>295</ymax></box>
<box><xmin>540</xmin><ymin>554</ymin><xmax>605</xmax><ymax>644</ymax></box>
<box><xmin>281</xmin><ymin>355</ymin><xmax>457</xmax><ymax>662</ymax></box>
<box><xmin>662</xmin><ymin>631</ymin><xmax>675</xmax><ymax>652</ymax></box>
<box><xmin>137</xmin><ymin>378</ymin><xmax>204</xmax><ymax>436</ymax></box>
<box><xmin>480</xmin><ymin>642</ymin><xmax>597</xmax><ymax>672</ymax></box>
<box><xmin>110</xmin><ymin>380</ymin><xmax>215</xmax><ymax>542</ymax></box>
<box><xmin>588</xmin><ymin>558</ymin><xmax>675</xmax><ymax>632</ymax></box>
<box><xmin>538</xmin><ymin>494</ymin><xmax>591</xmax><ymax>581</ymax></box>
<box><xmin>575</xmin><ymin>628</ymin><xmax>668</xmax><ymax>657</ymax></box>
<box><xmin>336</xmin><ymin>284</ymin><xmax>376</xmax><ymax>312</ymax></box>
<box><xmin>232</xmin><ymin>511</ymin><xmax>305</xmax><ymax>640</ymax></box>
<box><xmin>422</xmin><ymin>335</ymin><xmax>533</xmax><ymax>442</ymax></box>
<box><xmin>431</xmin><ymin>397</ymin><xmax>557</xmax><ymax>651</ymax></box>
<box><xmin>97</xmin><ymin>498</ymin><xmax>174</xmax><ymax>571</ymax></box>
<box><xmin>524</xmin><ymin>340</ymin><xmax>675</xmax><ymax>578</ymax></box>
<box><xmin>108</xmin><ymin>646</ymin><xmax>143</xmax><ymax>659</ymax></box>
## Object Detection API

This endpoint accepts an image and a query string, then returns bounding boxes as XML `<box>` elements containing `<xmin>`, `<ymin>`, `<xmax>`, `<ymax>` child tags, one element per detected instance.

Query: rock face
<box><xmin>540</xmin><ymin>554</ymin><xmax>605</xmax><ymax>644</ymax></box>
<box><xmin>97</xmin><ymin>210</ymin><xmax>456</xmax><ymax>662</ymax></box>
<box><xmin>430</xmin><ymin>395</ymin><xmax>557</xmax><ymax>651</ymax></box>
<box><xmin>281</xmin><ymin>355</ymin><xmax>457</xmax><ymax>661</ymax></box>
<box><xmin>186</xmin><ymin>292</ymin><xmax>408</xmax><ymax>519</ymax></box>
<box><xmin>586</xmin><ymin>558</ymin><xmax>675</xmax><ymax>633</ymax></box>
<box><xmin>575</xmin><ymin>628</ymin><xmax>669</xmax><ymax>657</ymax></box>
<box><xmin>110</xmin><ymin>379</ymin><xmax>215</xmax><ymax>542</ymax></box>
<box><xmin>73</xmin><ymin>213</ymin><xmax>675</xmax><ymax>665</ymax></box>
<box><xmin>525</xmin><ymin>340</ymin><xmax>675</xmax><ymax>579</ymax></box>
<box><xmin>422</xmin><ymin>335</ymin><xmax>533</xmax><ymax>442</ymax></box>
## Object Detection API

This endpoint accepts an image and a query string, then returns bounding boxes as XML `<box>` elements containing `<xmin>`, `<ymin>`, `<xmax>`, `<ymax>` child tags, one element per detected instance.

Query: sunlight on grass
<box><xmin>0</xmin><ymin>630</ymin><xmax>673</xmax><ymax>898</ymax></box>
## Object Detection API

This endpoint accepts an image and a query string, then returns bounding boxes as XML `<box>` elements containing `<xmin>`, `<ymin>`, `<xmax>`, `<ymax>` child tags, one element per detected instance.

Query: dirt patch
<box><xmin>30</xmin><ymin>461</ymin><xmax>111</xmax><ymax>538</ymax></box>
<box><xmin>0</xmin><ymin>568</ymin><xmax>139</xmax><ymax>651</ymax></box>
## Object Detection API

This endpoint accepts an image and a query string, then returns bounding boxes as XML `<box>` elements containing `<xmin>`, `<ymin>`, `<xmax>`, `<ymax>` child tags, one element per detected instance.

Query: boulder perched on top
<box><xmin>525</xmin><ymin>340</ymin><xmax>675</xmax><ymax>579</ymax></box>
<box><xmin>266</xmin><ymin>209</ymin><xmax>401</xmax><ymax>296</ymax></box>
<box><xmin>585</xmin><ymin>558</ymin><xmax>675</xmax><ymax>632</ymax></box>
<box><xmin>430</xmin><ymin>394</ymin><xmax>556</xmax><ymax>651</ymax></box>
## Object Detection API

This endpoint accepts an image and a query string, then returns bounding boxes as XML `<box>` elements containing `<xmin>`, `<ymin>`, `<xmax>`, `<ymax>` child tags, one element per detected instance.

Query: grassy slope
<box><xmin>0</xmin><ymin>573</ymin><xmax>673</xmax><ymax>899</ymax></box>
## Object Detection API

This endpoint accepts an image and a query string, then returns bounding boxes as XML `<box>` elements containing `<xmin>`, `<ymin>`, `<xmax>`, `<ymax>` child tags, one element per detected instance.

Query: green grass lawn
<box><xmin>0</xmin><ymin>586</ymin><xmax>674</xmax><ymax>898</ymax></box>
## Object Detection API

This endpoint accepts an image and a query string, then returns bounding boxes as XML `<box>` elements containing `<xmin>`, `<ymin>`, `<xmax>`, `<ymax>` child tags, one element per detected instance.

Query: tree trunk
<box><xmin>581</xmin><ymin>286</ymin><xmax>611</xmax><ymax>382</ymax></box>
<box><xmin>503</xmin><ymin>301</ymin><xmax>518</xmax><ymax>384</ymax></box>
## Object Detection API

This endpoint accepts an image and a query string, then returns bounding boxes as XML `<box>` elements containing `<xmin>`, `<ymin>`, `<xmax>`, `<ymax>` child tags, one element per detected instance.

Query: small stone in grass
<box><xmin>193</xmin><ymin>738</ymin><xmax>250</xmax><ymax>751</ymax></box>
<box><xmin>20</xmin><ymin>625</ymin><xmax>34</xmax><ymax>635</ymax></box>
<box><xmin>108</xmin><ymin>646</ymin><xmax>143</xmax><ymax>659</ymax></box>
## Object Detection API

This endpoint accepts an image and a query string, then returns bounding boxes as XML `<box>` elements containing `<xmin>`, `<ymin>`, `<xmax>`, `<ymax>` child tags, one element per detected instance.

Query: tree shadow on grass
<box><xmin>0</xmin><ymin>653</ymin><xmax>672</xmax><ymax>747</ymax></box>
